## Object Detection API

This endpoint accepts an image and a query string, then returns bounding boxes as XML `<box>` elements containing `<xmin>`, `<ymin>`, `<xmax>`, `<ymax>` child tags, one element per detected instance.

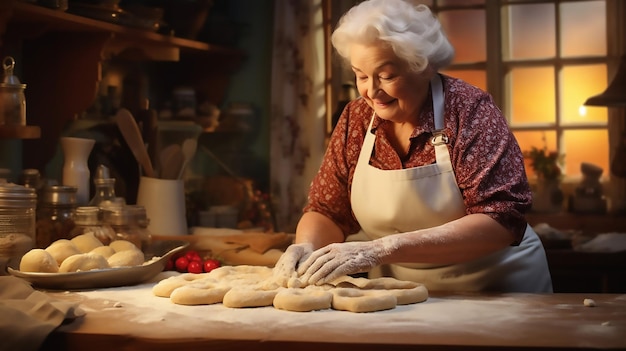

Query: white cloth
<box><xmin>350</xmin><ymin>74</ymin><xmax>552</xmax><ymax>293</ymax></box>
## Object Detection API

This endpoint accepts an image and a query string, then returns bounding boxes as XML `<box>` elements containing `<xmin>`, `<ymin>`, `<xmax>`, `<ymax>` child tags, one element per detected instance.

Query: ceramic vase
<box><xmin>61</xmin><ymin>137</ymin><xmax>95</xmax><ymax>205</ymax></box>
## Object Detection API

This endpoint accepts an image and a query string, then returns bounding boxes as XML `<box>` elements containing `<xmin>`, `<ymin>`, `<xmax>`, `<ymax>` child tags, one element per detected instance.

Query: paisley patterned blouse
<box><xmin>303</xmin><ymin>74</ymin><xmax>532</xmax><ymax>245</ymax></box>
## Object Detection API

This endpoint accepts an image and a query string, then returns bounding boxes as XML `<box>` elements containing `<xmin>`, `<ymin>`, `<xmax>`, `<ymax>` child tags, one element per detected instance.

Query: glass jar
<box><xmin>35</xmin><ymin>185</ymin><xmax>77</xmax><ymax>248</ymax></box>
<box><xmin>102</xmin><ymin>205</ymin><xmax>151</xmax><ymax>250</ymax></box>
<box><xmin>0</xmin><ymin>179</ymin><xmax>37</xmax><ymax>273</ymax></box>
<box><xmin>69</xmin><ymin>206</ymin><xmax>116</xmax><ymax>245</ymax></box>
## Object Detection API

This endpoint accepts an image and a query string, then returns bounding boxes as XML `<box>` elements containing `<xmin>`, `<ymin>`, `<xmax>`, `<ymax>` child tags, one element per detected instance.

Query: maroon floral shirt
<box><xmin>304</xmin><ymin>74</ymin><xmax>531</xmax><ymax>245</ymax></box>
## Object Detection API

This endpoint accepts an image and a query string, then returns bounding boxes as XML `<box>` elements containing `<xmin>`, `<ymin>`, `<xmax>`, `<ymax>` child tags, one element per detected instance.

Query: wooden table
<box><xmin>37</xmin><ymin>274</ymin><xmax>626</xmax><ymax>351</ymax></box>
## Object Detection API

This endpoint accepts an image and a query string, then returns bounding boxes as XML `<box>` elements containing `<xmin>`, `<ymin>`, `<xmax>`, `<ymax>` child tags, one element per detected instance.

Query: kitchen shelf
<box><xmin>0</xmin><ymin>0</ymin><xmax>244</xmax><ymax>173</ymax></box>
<box><xmin>0</xmin><ymin>1</ymin><xmax>241</xmax><ymax>58</ymax></box>
<box><xmin>0</xmin><ymin>125</ymin><xmax>40</xmax><ymax>139</ymax></box>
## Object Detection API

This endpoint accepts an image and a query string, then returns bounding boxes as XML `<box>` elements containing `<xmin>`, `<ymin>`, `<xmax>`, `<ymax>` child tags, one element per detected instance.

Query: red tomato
<box><xmin>175</xmin><ymin>256</ymin><xmax>190</xmax><ymax>272</ymax></box>
<box><xmin>185</xmin><ymin>250</ymin><xmax>202</xmax><ymax>262</ymax></box>
<box><xmin>203</xmin><ymin>259</ymin><xmax>220</xmax><ymax>273</ymax></box>
<box><xmin>187</xmin><ymin>260</ymin><xmax>203</xmax><ymax>274</ymax></box>
<box><xmin>164</xmin><ymin>257</ymin><xmax>174</xmax><ymax>271</ymax></box>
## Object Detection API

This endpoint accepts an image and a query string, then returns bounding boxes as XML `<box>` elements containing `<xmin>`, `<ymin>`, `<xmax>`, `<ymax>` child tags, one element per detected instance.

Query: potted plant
<box><xmin>523</xmin><ymin>143</ymin><xmax>565</xmax><ymax>213</ymax></box>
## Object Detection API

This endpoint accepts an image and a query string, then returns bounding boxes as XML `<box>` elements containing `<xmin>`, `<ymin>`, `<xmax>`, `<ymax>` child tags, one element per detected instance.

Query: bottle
<box><xmin>35</xmin><ymin>185</ymin><xmax>77</xmax><ymax>248</ymax></box>
<box><xmin>0</xmin><ymin>179</ymin><xmax>36</xmax><ymax>273</ymax></box>
<box><xmin>69</xmin><ymin>206</ymin><xmax>115</xmax><ymax>246</ymax></box>
<box><xmin>89</xmin><ymin>165</ymin><xmax>117</xmax><ymax>209</ymax></box>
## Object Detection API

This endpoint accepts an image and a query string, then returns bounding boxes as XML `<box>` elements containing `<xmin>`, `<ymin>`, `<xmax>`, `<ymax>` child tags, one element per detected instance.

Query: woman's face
<box><xmin>350</xmin><ymin>43</ymin><xmax>430</xmax><ymax>124</ymax></box>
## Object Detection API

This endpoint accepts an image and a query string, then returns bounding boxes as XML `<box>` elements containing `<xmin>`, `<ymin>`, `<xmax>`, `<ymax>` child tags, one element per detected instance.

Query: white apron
<box><xmin>350</xmin><ymin>74</ymin><xmax>553</xmax><ymax>293</ymax></box>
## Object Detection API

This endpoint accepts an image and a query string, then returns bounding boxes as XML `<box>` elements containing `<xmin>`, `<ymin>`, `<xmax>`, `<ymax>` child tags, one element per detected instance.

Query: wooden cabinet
<box><xmin>0</xmin><ymin>0</ymin><xmax>243</xmax><ymax>171</ymax></box>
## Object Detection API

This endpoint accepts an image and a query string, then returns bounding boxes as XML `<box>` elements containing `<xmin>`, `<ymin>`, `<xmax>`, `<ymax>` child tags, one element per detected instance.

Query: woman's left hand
<box><xmin>297</xmin><ymin>240</ymin><xmax>388</xmax><ymax>285</ymax></box>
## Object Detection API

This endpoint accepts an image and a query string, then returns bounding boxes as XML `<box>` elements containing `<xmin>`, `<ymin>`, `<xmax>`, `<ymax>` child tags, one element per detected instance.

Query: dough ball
<box><xmin>70</xmin><ymin>232</ymin><xmax>103</xmax><ymax>253</ymax></box>
<box><xmin>19</xmin><ymin>249</ymin><xmax>59</xmax><ymax>273</ymax></box>
<box><xmin>107</xmin><ymin>249</ymin><xmax>145</xmax><ymax>267</ymax></box>
<box><xmin>45</xmin><ymin>239</ymin><xmax>81</xmax><ymax>265</ymax></box>
<box><xmin>90</xmin><ymin>245</ymin><xmax>116</xmax><ymax>259</ymax></box>
<box><xmin>109</xmin><ymin>240</ymin><xmax>138</xmax><ymax>253</ymax></box>
<box><xmin>59</xmin><ymin>253</ymin><xmax>110</xmax><ymax>273</ymax></box>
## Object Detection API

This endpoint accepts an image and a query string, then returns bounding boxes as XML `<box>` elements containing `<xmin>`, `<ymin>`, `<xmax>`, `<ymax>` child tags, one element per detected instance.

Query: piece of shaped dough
<box><xmin>170</xmin><ymin>284</ymin><xmax>230</xmax><ymax>305</ymax></box>
<box><xmin>45</xmin><ymin>239</ymin><xmax>80</xmax><ymax>265</ymax></box>
<box><xmin>273</xmin><ymin>287</ymin><xmax>332</xmax><ymax>312</ymax></box>
<box><xmin>222</xmin><ymin>286</ymin><xmax>279</xmax><ymax>308</ymax></box>
<box><xmin>153</xmin><ymin>273</ymin><xmax>214</xmax><ymax>297</ymax></box>
<box><xmin>58</xmin><ymin>252</ymin><xmax>110</xmax><ymax>272</ymax></box>
<box><xmin>107</xmin><ymin>249</ymin><xmax>145</xmax><ymax>267</ymax></box>
<box><xmin>70</xmin><ymin>232</ymin><xmax>103</xmax><ymax>253</ymax></box>
<box><xmin>109</xmin><ymin>240</ymin><xmax>138</xmax><ymax>253</ymax></box>
<box><xmin>19</xmin><ymin>249</ymin><xmax>59</xmax><ymax>273</ymax></box>
<box><xmin>90</xmin><ymin>245</ymin><xmax>116</xmax><ymax>259</ymax></box>
<box><xmin>357</xmin><ymin>277</ymin><xmax>429</xmax><ymax>305</ymax></box>
<box><xmin>331</xmin><ymin>288</ymin><xmax>397</xmax><ymax>313</ymax></box>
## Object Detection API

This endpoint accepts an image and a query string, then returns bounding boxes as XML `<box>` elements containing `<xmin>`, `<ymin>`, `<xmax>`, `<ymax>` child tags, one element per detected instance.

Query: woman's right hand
<box><xmin>272</xmin><ymin>243</ymin><xmax>314</xmax><ymax>287</ymax></box>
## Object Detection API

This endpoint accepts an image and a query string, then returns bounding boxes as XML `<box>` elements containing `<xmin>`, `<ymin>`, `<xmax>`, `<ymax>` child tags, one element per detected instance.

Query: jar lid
<box><xmin>1</xmin><ymin>56</ymin><xmax>26</xmax><ymax>89</ymax></box>
<box><xmin>40</xmin><ymin>185</ymin><xmax>77</xmax><ymax>205</ymax></box>
<box><xmin>74</xmin><ymin>206</ymin><xmax>101</xmax><ymax>225</ymax></box>
<box><xmin>0</xmin><ymin>179</ymin><xmax>36</xmax><ymax>208</ymax></box>
<box><xmin>102</xmin><ymin>206</ymin><xmax>136</xmax><ymax>226</ymax></box>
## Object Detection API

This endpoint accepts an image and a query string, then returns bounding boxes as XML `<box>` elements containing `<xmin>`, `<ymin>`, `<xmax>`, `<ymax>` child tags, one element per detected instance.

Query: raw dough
<box><xmin>222</xmin><ymin>286</ymin><xmax>279</xmax><ymax>308</ymax></box>
<box><xmin>273</xmin><ymin>287</ymin><xmax>333</xmax><ymax>312</ymax></box>
<box><xmin>90</xmin><ymin>245</ymin><xmax>116</xmax><ymax>259</ymax></box>
<box><xmin>170</xmin><ymin>284</ymin><xmax>230</xmax><ymax>305</ymax></box>
<box><xmin>19</xmin><ymin>249</ymin><xmax>59</xmax><ymax>273</ymax></box>
<box><xmin>331</xmin><ymin>288</ymin><xmax>397</xmax><ymax>313</ymax></box>
<box><xmin>152</xmin><ymin>273</ymin><xmax>211</xmax><ymax>297</ymax></box>
<box><xmin>45</xmin><ymin>239</ymin><xmax>81</xmax><ymax>265</ymax></box>
<box><xmin>58</xmin><ymin>253</ymin><xmax>110</xmax><ymax>272</ymax></box>
<box><xmin>70</xmin><ymin>232</ymin><xmax>103</xmax><ymax>253</ymax></box>
<box><xmin>109</xmin><ymin>240</ymin><xmax>138</xmax><ymax>252</ymax></box>
<box><xmin>107</xmin><ymin>249</ymin><xmax>144</xmax><ymax>267</ymax></box>
<box><xmin>152</xmin><ymin>264</ymin><xmax>429</xmax><ymax>313</ymax></box>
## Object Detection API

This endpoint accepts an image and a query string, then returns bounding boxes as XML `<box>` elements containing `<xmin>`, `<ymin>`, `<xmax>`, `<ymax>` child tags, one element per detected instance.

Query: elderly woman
<box><xmin>274</xmin><ymin>0</ymin><xmax>552</xmax><ymax>293</ymax></box>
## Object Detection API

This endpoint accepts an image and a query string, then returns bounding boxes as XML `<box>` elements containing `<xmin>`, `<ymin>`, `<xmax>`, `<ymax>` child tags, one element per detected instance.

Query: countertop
<box><xmin>38</xmin><ymin>272</ymin><xmax>626</xmax><ymax>351</ymax></box>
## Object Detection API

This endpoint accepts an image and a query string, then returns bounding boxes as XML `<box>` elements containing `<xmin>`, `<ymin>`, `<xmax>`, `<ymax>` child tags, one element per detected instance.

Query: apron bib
<box><xmin>350</xmin><ymin>74</ymin><xmax>552</xmax><ymax>293</ymax></box>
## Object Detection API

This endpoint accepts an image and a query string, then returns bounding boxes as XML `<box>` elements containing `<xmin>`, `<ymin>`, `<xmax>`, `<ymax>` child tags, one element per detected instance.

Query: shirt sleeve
<box><xmin>446</xmin><ymin>81</ymin><xmax>532</xmax><ymax>244</ymax></box>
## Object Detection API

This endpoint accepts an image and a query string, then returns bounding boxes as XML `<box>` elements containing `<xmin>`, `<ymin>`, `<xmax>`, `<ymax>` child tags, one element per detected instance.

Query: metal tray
<box><xmin>8</xmin><ymin>240</ymin><xmax>188</xmax><ymax>290</ymax></box>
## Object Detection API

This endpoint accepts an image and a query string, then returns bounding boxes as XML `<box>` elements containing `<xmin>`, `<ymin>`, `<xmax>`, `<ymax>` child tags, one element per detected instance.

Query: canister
<box><xmin>0</xmin><ymin>56</ymin><xmax>27</xmax><ymax>126</ymax></box>
<box><xmin>35</xmin><ymin>185</ymin><xmax>77</xmax><ymax>248</ymax></box>
<box><xmin>102</xmin><ymin>205</ymin><xmax>151</xmax><ymax>250</ymax></box>
<box><xmin>0</xmin><ymin>180</ymin><xmax>37</xmax><ymax>273</ymax></box>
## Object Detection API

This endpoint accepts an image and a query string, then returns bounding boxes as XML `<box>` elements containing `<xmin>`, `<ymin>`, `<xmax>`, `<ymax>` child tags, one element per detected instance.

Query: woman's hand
<box><xmin>272</xmin><ymin>243</ymin><xmax>314</xmax><ymax>286</ymax></box>
<box><xmin>297</xmin><ymin>240</ymin><xmax>389</xmax><ymax>285</ymax></box>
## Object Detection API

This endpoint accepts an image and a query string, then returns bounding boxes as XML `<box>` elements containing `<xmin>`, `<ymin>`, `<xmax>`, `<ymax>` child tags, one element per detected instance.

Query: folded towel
<box><xmin>0</xmin><ymin>276</ymin><xmax>85</xmax><ymax>351</ymax></box>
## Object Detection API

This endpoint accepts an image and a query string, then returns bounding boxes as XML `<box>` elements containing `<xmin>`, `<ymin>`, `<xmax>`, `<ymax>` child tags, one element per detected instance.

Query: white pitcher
<box><xmin>61</xmin><ymin>137</ymin><xmax>95</xmax><ymax>206</ymax></box>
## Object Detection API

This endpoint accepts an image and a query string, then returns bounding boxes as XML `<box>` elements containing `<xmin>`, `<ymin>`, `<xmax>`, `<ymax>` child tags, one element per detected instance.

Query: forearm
<box><xmin>378</xmin><ymin>213</ymin><xmax>517</xmax><ymax>265</ymax></box>
<box><xmin>295</xmin><ymin>211</ymin><xmax>345</xmax><ymax>249</ymax></box>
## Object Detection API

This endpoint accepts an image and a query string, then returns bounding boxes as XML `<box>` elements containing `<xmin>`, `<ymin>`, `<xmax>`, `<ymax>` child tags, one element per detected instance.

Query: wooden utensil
<box><xmin>115</xmin><ymin>108</ymin><xmax>156</xmax><ymax>178</ymax></box>
<box><xmin>160</xmin><ymin>143</ymin><xmax>184</xmax><ymax>179</ymax></box>
<box><xmin>178</xmin><ymin>138</ymin><xmax>198</xmax><ymax>179</ymax></box>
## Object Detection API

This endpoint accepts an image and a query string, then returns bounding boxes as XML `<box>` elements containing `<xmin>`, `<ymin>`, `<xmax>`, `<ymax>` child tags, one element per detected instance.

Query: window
<box><xmin>429</xmin><ymin>0</ymin><xmax>610</xmax><ymax>183</ymax></box>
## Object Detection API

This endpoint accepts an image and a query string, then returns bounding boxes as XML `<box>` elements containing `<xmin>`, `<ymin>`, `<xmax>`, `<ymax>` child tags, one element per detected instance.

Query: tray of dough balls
<box><xmin>8</xmin><ymin>233</ymin><xmax>189</xmax><ymax>290</ymax></box>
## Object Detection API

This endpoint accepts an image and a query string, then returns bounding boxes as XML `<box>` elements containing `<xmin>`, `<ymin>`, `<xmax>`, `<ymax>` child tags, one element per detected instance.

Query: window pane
<box><xmin>514</xmin><ymin>131</ymin><xmax>558</xmax><ymax>180</ymax></box>
<box><xmin>562</xmin><ymin>129</ymin><xmax>609</xmax><ymax>180</ymax></box>
<box><xmin>561</xmin><ymin>64</ymin><xmax>608</xmax><ymax>125</ymax></box>
<box><xmin>502</xmin><ymin>4</ymin><xmax>555</xmax><ymax>60</ymax></box>
<box><xmin>438</xmin><ymin>10</ymin><xmax>486</xmax><ymax>63</ymax></box>
<box><xmin>508</xmin><ymin>67</ymin><xmax>555</xmax><ymax>125</ymax></box>
<box><xmin>560</xmin><ymin>1</ymin><xmax>606</xmax><ymax>57</ymax></box>
<box><xmin>440</xmin><ymin>70</ymin><xmax>486</xmax><ymax>91</ymax></box>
